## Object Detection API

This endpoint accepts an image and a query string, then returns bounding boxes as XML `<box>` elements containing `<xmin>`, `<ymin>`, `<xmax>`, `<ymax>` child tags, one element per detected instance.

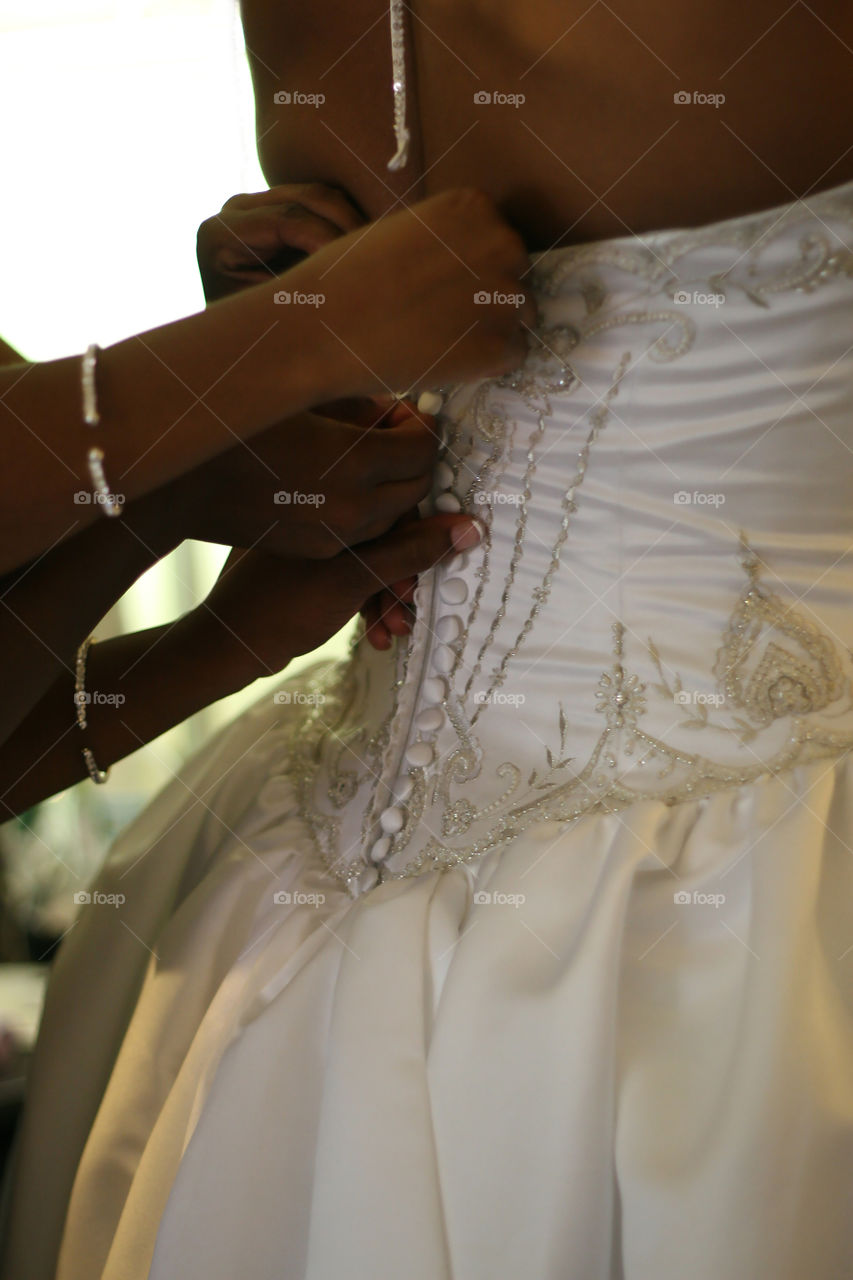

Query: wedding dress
<box><xmin>7</xmin><ymin>41</ymin><xmax>853</xmax><ymax>1280</ymax></box>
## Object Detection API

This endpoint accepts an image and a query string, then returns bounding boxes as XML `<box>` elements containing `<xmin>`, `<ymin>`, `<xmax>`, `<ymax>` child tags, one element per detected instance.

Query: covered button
<box><xmin>406</xmin><ymin>741</ymin><xmax>434</xmax><ymax>768</ymax></box>
<box><xmin>379</xmin><ymin>806</ymin><xmax>405</xmax><ymax>834</ymax></box>
<box><xmin>417</xmin><ymin>390</ymin><xmax>444</xmax><ymax>416</ymax></box>
<box><xmin>440</xmin><ymin>577</ymin><xmax>468</xmax><ymax>605</ymax></box>
<box><xmin>370</xmin><ymin>836</ymin><xmax>391</xmax><ymax>863</ymax></box>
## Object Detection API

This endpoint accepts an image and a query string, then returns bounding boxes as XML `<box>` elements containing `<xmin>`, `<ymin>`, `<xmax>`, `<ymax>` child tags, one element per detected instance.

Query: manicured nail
<box><xmin>451</xmin><ymin>518</ymin><xmax>483</xmax><ymax>551</ymax></box>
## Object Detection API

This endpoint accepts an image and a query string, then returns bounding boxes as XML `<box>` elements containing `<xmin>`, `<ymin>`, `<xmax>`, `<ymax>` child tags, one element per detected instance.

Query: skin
<box><xmin>0</xmin><ymin>186</ymin><xmax>533</xmax><ymax>768</ymax></box>
<box><xmin>0</xmin><ymin>509</ymin><xmax>482</xmax><ymax>817</ymax></box>
<box><xmin>2</xmin><ymin>182</ymin><xmax>537</xmax><ymax>802</ymax></box>
<box><xmin>240</xmin><ymin>0</ymin><xmax>853</xmax><ymax>245</ymax></box>
<box><xmin>234</xmin><ymin>0</ymin><xmax>853</xmax><ymax>636</ymax></box>
<box><xmin>0</xmin><ymin>188</ymin><xmax>531</xmax><ymax>573</ymax></box>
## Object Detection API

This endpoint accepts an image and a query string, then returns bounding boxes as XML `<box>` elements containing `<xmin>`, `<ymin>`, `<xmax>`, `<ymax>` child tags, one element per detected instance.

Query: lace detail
<box><xmin>274</xmin><ymin>185</ymin><xmax>853</xmax><ymax>895</ymax></box>
<box><xmin>391</xmin><ymin>535</ymin><xmax>853</xmax><ymax>879</ymax></box>
<box><xmin>713</xmin><ymin>534</ymin><xmax>848</xmax><ymax>730</ymax></box>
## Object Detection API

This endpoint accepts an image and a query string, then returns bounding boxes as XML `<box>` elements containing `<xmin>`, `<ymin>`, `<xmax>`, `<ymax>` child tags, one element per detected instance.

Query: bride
<box><xmin>8</xmin><ymin>1</ymin><xmax>853</xmax><ymax>1276</ymax></box>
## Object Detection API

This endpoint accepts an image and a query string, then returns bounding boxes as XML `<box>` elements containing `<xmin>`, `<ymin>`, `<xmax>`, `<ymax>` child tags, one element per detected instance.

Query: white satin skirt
<box><xmin>5</xmin><ymin>676</ymin><xmax>853</xmax><ymax>1280</ymax></box>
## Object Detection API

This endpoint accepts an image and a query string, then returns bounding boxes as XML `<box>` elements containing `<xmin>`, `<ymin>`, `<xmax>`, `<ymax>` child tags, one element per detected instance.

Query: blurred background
<box><xmin>0</xmin><ymin>0</ymin><xmax>352</xmax><ymax>1101</ymax></box>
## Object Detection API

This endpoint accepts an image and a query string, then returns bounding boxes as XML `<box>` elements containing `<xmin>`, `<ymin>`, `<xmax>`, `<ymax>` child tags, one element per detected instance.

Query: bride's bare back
<box><xmin>241</xmin><ymin>0</ymin><xmax>853</xmax><ymax>248</ymax></box>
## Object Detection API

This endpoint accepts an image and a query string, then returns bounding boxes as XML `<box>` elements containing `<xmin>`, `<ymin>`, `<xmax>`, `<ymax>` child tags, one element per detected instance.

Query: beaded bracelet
<box><xmin>82</xmin><ymin>343</ymin><xmax>123</xmax><ymax>518</ymax></box>
<box><xmin>74</xmin><ymin>636</ymin><xmax>110</xmax><ymax>784</ymax></box>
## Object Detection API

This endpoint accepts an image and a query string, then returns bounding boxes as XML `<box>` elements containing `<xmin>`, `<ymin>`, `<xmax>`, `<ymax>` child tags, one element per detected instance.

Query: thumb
<box><xmin>353</xmin><ymin>514</ymin><xmax>482</xmax><ymax>594</ymax></box>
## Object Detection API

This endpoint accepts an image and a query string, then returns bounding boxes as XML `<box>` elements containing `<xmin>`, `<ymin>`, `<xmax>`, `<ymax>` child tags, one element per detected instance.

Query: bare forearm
<box><xmin>0</xmin><ymin>500</ymin><xmax>180</xmax><ymax>745</ymax></box>
<box><xmin>0</xmin><ymin>613</ymin><xmax>267</xmax><ymax>818</ymax></box>
<box><xmin>0</xmin><ymin>275</ymin><xmax>329</xmax><ymax>574</ymax></box>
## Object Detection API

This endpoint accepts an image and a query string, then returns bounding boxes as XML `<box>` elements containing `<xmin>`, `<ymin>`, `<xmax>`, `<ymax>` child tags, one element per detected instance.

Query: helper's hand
<box><xmin>186</xmin><ymin>512</ymin><xmax>484</xmax><ymax>686</ymax></box>
<box><xmin>153</xmin><ymin>396</ymin><xmax>439</xmax><ymax>559</ymax></box>
<box><xmin>196</xmin><ymin>183</ymin><xmax>365</xmax><ymax>302</ymax></box>
<box><xmin>284</xmin><ymin>187</ymin><xmax>536</xmax><ymax>398</ymax></box>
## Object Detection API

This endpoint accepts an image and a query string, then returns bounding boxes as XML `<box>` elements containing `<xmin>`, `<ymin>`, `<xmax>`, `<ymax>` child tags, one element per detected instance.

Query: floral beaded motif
<box><xmin>385</xmin><ymin>537</ymin><xmax>853</xmax><ymax>881</ymax></box>
<box><xmin>713</xmin><ymin>535</ymin><xmax>847</xmax><ymax>731</ymax></box>
<box><xmin>274</xmin><ymin>184</ymin><xmax>853</xmax><ymax>895</ymax></box>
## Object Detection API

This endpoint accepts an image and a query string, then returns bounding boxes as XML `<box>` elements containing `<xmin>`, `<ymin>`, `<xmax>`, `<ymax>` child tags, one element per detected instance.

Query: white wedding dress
<box><xmin>7</xmin><ymin>181</ymin><xmax>853</xmax><ymax>1279</ymax></box>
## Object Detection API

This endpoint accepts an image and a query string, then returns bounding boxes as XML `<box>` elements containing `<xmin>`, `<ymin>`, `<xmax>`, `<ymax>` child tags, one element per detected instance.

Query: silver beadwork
<box><xmin>387</xmin><ymin>0</ymin><xmax>410</xmax><ymax>170</ymax></box>
<box><xmin>265</xmin><ymin>186</ymin><xmax>853</xmax><ymax>895</ymax></box>
<box><xmin>74</xmin><ymin>637</ymin><xmax>110</xmax><ymax>785</ymax></box>
<box><xmin>82</xmin><ymin>344</ymin><xmax>123</xmax><ymax>518</ymax></box>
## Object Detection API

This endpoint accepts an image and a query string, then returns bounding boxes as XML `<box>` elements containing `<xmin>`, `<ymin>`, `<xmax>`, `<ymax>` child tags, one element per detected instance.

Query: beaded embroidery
<box><xmin>273</xmin><ymin>186</ymin><xmax>853</xmax><ymax>894</ymax></box>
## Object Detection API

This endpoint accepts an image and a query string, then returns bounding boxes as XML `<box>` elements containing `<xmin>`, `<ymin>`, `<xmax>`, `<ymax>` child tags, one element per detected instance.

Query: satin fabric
<box><xmin>6</xmin><ymin>182</ymin><xmax>853</xmax><ymax>1279</ymax></box>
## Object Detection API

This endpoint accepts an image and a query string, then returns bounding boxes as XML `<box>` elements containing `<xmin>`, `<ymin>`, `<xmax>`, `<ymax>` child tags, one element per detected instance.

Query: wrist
<box><xmin>269</xmin><ymin>261</ymin><xmax>356</xmax><ymax>406</ymax></box>
<box><xmin>173</xmin><ymin>607</ymin><xmax>277</xmax><ymax>702</ymax></box>
<box><xmin>121</xmin><ymin>473</ymin><xmax>198</xmax><ymax>558</ymax></box>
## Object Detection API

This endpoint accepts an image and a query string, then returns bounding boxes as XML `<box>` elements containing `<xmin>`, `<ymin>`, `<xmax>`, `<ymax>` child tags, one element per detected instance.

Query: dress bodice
<box><xmin>283</xmin><ymin>179</ymin><xmax>853</xmax><ymax>895</ymax></box>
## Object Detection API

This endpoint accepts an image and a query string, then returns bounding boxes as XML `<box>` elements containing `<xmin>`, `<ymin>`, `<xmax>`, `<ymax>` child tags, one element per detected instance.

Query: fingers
<box><xmin>353</xmin><ymin>513</ymin><xmax>483</xmax><ymax>597</ymax></box>
<box><xmin>220</xmin><ymin>186</ymin><xmax>365</xmax><ymax>258</ymax></box>
<box><xmin>223</xmin><ymin>184</ymin><xmax>365</xmax><ymax>235</ymax></box>
<box><xmin>199</xmin><ymin>185</ymin><xmax>367</xmax><ymax>302</ymax></box>
<box><xmin>266</xmin><ymin>204</ymin><xmax>352</xmax><ymax>258</ymax></box>
<box><xmin>313</xmin><ymin>396</ymin><xmax>433</xmax><ymax>433</ymax></box>
<box><xmin>361</xmin><ymin>581</ymin><xmax>415</xmax><ymax>651</ymax></box>
<box><xmin>362</xmin><ymin>415</ymin><xmax>441</xmax><ymax>483</ymax></box>
<box><xmin>361</xmin><ymin>596</ymin><xmax>393</xmax><ymax>650</ymax></box>
<box><xmin>313</xmin><ymin>411</ymin><xmax>439</xmax><ymax>494</ymax></box>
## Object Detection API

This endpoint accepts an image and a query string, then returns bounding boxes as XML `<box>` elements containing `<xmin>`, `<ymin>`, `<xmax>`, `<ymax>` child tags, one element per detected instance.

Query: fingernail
<box><xmin>451</xmin><ymin>518</ymin><xmax>483</xmax><ymax>551</ymax></box>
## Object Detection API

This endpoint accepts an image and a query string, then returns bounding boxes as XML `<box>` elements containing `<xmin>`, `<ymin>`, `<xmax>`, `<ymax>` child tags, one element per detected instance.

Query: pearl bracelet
<box><xmin>74</xmin><ymin>636</ymin><xmax>110</xmax><ymax>785</ymax></box>
<box><xmin>82</xmin><ymin>343</ymin><xmax>123</xmax><ymax>518</ymax></box>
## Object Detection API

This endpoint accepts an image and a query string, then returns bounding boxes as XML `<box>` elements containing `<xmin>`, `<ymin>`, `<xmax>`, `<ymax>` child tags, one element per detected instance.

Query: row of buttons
<box><xmin>360</xmin><ymin>391</ymin><xmax>471</xmax><ymax>888</ymax></box>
